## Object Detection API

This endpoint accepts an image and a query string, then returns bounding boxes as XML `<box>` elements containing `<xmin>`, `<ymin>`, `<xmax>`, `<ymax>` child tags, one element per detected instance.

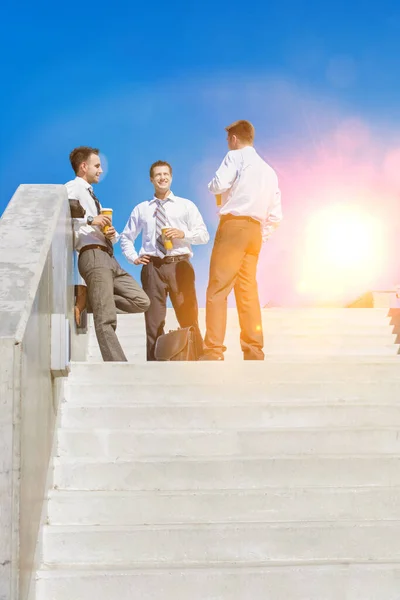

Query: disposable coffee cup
<box><xmin>161</xmin><ymin>227</ymin><xmax>173</xmax><ymax>250</ymax></box>
<box><xmin>101</xmin><ymin>208</ymin><xmax>113</xmax><ymax>233</ymax></box>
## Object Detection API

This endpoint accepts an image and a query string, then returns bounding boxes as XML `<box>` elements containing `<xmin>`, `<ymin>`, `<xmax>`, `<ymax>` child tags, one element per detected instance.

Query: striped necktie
<box><xmin>88</xmin><ymin>186</ymin><xmax>101</xmax><ymax>214</ymax></box>
<box><xmin>155</xmin><ymin>199</ymin><xmax>168</xmax><ymax>257</ymax></box>
<box><xmin>88</xmin><ymin>187</ymin><xmax>113</xmax><ymax>255</ymax></box>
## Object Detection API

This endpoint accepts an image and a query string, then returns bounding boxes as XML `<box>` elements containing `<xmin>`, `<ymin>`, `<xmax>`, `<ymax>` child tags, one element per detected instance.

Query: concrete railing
<box><xmin>0</xmin><ymin>185</ymin><xmax>86</xmax><ymax>600</ymax></box>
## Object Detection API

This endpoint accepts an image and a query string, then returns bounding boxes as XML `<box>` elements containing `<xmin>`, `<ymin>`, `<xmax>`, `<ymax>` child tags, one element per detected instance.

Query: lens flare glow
<box><xmin>297</xmin><ymin>204</ymin><xmax>385</xmax><ymax>304</ymax></box>
<box><xmin>99</xmin><ymin>153</ymin><xmax>109</xmax><ymax>181</ymax></box>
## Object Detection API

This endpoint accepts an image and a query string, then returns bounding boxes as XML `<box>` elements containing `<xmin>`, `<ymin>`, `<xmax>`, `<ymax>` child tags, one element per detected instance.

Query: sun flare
<box><xmin>297</xmin><ymin>204</ymin><xmax>385</xmax><ymax>304</ymax></box>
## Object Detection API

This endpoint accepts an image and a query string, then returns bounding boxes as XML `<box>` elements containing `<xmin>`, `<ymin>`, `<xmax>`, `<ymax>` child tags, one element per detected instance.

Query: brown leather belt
<box><xmin>220</xmin><ymin>214</ymin><xmax>261</xmax><ymax>225</ymax></box>
<box><xmin>148</xmin><ymin>254</ymin><xmax>190</xmax><ymax>265</ymax></box>
<box><xmin>79</xmin><ymin>244</ymin><xmax>113</xmax><ymax>257</ymax></box>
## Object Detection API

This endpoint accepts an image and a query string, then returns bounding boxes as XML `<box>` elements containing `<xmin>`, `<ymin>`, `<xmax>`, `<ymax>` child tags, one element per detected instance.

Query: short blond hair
<box><xmin>225</xmin><ymin>120</ymin><xmax>255</xmax><ymax>144</ymax></box>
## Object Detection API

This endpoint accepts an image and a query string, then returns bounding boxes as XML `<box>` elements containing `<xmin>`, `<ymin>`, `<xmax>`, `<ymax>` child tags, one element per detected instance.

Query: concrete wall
<box><xmin>0</xmin><ymin>185</ymin><xmax>86</xmax><ymax>600</ymax></box>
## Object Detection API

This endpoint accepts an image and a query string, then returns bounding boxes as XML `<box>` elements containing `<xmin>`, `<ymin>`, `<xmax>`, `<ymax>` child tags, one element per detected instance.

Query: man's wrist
<box><xmin>87</xmin><ymin>215</ymin><xmax>94</xmax><ymax>225</ymax></box>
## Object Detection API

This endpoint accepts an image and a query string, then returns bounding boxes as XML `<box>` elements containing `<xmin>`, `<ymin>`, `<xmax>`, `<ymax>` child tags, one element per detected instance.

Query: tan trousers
<box><xmin>204</xmin><ymin>215</ymin><xmax>264</xmax><ymax>360</ymax></box>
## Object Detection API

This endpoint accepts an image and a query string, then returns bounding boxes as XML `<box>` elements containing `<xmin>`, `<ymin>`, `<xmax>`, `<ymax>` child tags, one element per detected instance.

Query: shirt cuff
<box><xmin>123</xmin><ymin>251</ymin><xmax>139</xmax><ymax>264</ymax></box>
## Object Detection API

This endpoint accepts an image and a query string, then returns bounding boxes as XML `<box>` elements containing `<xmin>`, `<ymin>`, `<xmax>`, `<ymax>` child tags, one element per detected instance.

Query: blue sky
<box><xmin>2</xmin><ymin>0</ymin><xmax>400</xmax><ymax>305</ymax></box>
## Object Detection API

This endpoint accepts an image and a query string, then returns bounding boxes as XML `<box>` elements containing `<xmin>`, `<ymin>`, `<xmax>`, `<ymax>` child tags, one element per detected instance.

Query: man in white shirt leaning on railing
<box><xmin>120</xmin><ymin>160</ymin><xmax>209</xmax><ymax>361</ymax></box>
<box><xmin>200</xmin><ymin>120</ymin><xmax>282</xmax><ymax>361</ymax></box>
<box><xmin>66</xmin><ymin>146</ymin><xmax>150</xmax><ymax>362</ymax></box>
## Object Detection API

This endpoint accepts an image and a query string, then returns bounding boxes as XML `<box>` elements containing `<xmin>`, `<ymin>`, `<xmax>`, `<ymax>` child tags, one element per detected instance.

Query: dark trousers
<box><xmin>78</xmin><ymin>248</ymin><xmax>150</xmax><ymax>361</ymax></box>
<box><xmin>141</xmin><ymin>256</ymin><xmax>203</xmax><ymax>361</ymax></box>
<box><xmin>204</xmin><ymin>215</ymin><xmax>264</xmax><ymax>360</ymax></box>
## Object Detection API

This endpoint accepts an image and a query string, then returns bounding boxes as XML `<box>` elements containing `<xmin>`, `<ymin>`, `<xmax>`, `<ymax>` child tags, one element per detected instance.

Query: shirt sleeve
<box><xmin>262</xmin><ymin>187</ymin><xmax>283</xmax><ymax>242</ymax></box>
<box><xmin>180</xmin><ymin>201</ymin><xmax>209</xmax><ymax>245</ymax></box>
<box><xmin>120</xmin><ymin>206</ymin><xmax>142</xmax><ymax>263</ymax></box>
<box><xmin>208</xmin><ymin>151</ymin><xmax>239</xmax><ymax>194</ymax></box>
<box><xmin>65</xmin><ymin>181</ymin><xmax>87</xmax><ymax>287</ymax></box>
<box><xmin>65</xmin><ymin>181</ymin><xmax>88</xmax><ymax>242</ymax></box>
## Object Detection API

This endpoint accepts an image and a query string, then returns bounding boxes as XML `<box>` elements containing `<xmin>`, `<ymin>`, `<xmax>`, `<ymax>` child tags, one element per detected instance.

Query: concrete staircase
<box><xmin>87</xmin><ymin>308</ymin><xmax>400</xmax><ymax>361</ymax></box>
<box><xmin>36</xmin><ymin>308</ymin><xmax>400</xmax><ymax>599</ymax></box>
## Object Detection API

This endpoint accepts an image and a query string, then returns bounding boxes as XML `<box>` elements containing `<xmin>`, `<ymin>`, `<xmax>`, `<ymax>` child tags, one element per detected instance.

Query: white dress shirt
<box><xmin>208</xmin><ymin>146</ymin><xmax>282</xmax><ymax>241</ymax></box>
<box><xmin>65</xmin><ymin>176</ymin><xmax>119</xmax><ymax>252</ymax></box>
<box><xmin>120</xmin><ymin>192</ymin><xmax>209</xmax><ymax>264</ymax></box>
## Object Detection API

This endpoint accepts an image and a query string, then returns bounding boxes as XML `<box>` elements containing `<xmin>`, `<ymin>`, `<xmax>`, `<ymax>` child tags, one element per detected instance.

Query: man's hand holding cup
<box><xmin>163</xmin><ymin>227</ymin><xmax>185</xmax><ymax>240</ymax></box>
<box><xmin>92</xmin><ymin>214</ymin><xmax>111</xmax><ymax>228</ymax></box>
<box><xmin>104</xmin><ymin>226</ymin><xmax>117</xmax><ymax>239</ymax></box>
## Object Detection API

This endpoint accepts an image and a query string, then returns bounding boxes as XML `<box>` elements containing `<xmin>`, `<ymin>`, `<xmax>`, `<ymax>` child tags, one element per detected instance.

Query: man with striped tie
<box><xmin>120</xmin><ymin>160</ymin><xmax>209</xmax><ymax>361</ymax></box>
<box><xmin>66</xmin><ymin>146</ymin><xmax>150</xmax><ymax>361</ymax></box>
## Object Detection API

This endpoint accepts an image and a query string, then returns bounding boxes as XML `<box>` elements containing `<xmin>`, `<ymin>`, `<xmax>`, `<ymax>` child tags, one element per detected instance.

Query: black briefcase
<box><xmin>154</xmin><ymin>326</ymin><xmax>198</xmax><ymax>361</ymax></box>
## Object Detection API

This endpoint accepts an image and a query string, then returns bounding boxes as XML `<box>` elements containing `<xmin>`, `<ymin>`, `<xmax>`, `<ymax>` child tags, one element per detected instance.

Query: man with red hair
<box><xmin>201</xmin><ymin>120</ymin><xmax>282</xmax><ymax>361</ymax></box>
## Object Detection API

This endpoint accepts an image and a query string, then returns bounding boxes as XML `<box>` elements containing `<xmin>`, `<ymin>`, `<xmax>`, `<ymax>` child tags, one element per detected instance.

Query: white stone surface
<box><xmin>65</xmin><ymin>379</ymin><xmax>400</xmax><ymax>403</ymax></box>
<box><xmin>0</xmin><ymin>185</ymin><xmax>88</xmax><ymax>600</ymax></box>
<box><xmin>52</xmin><ymin>455</ymin><xmax>400</xmax><ymax>491</ymax></box>
<box><xmin>60</xmin><ymin>402</ymin><xmax>400</xmax><ymax>427</ymax></box>
<box><xmin>56</xmin><ymin>427</ymin><xmax>400</xmax><ymax>459</ymax></box>
<box><xmin>46</xmin><ymin>486</ymin><xmax>400</xmax><ymax>525</ymax></box>
<box><xmin>36</xmin><ymin>308</ymin><xmax>400</xmax><ymax>599</ymax></box>
<box><xmin>35</xmin><ymin>564</ymin><xmax>400</xmax><ymax>600</ymax></box>
<box><xmin>68</xmin><ymin>357</ymin><xmax>400</xmax><ymax>384</ymax></box>
<box><xmin>86</xmin><ymin>310</ymin><xmax>400</xmax><ymax>361</ymax></box>
<box><xmin>42</xmin><ymin>521</ymin><xmax>400</xmax><ymax>565</ymax></box>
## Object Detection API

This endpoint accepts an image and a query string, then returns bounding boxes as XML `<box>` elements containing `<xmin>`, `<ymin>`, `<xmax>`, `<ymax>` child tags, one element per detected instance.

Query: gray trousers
<box><xmin>78</xmin><ymin>248</ymin><xmax>150</xmax><ymax>361</ymax></box>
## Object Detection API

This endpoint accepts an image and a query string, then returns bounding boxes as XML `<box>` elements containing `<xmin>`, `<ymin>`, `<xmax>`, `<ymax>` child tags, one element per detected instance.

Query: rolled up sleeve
<box><xmin>182</xmin><ymin>202</ymin><xmax>210</xmax><ymax>245</ymax></box>
<box><xmin>120</xmin><ymin>208</ymin><xmax>141</xmax><ymax>263</ymax></box>
<box><xmin>208</xmin><ymin>151</ymin><xmax>238</xmax><ymax>194</ymax></box>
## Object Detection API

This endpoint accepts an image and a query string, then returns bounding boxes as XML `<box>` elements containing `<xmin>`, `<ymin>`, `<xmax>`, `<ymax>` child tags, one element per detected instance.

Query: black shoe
<box><xmin>198</xmin><ymin>353</ymin><xmax>224</xmax><ymax>361</ymax></box>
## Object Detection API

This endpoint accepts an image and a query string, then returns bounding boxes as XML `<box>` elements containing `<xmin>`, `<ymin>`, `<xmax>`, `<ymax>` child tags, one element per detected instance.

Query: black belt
<box><xmin>220</xmin><ymin>214</ymin><xmax>261</xmax><ymax>225</ymax></box>
<box><xmin>148</xmin><ymin>254</ymin><xmax>190</xmax><ymax>265</ymax></box>
<box><xmin>79</xmin><ymin>244</ymin><xmax>113</xmax><ymax>257</ymax></box>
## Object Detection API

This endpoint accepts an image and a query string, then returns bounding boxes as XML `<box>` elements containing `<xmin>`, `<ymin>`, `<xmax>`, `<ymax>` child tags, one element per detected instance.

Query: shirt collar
<box><xmin>149</xmin><ymin>191</ymin><xmax>175</xmax><ymax>205</ymax></box>
<box><xmin>76</xmin><ymin>176</ymin><xmax>93</xmax><ymax>191</ymax></box>
<box><xmin>242</xmin><ymin>145</ymin><xmax>256</xmax><ymax>153</ymax></box>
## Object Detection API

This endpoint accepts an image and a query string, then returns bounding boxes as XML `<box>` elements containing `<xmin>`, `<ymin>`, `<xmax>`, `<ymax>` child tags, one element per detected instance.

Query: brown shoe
<box><xmin>74</xmin><ymin>285</ymin><xmax>87</xmax><ymax>327</ymax></box>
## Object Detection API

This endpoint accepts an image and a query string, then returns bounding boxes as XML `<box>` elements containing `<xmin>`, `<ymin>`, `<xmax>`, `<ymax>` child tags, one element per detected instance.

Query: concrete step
<box><xmin>60</xmin><ymin>403</ymin><xmax>400</xmax><ymax>429</ymax></box>
<box><xmin>42</xmin><ymin>521</ymin><xmax>400</xmax><ymax>565</ymax></box>
<box><xmin>101</xmin><ymin>322</ymin><xmax>395</xmax><ymax>341</ymax></box>
<box><xmin>104</xmin><ymin>308</ymin><xmax>399</xmax><ymax>324</ymax></box>
<box><xmin>89</xmin><ymin>326</ymin><xmax>398</xmax><ymax>341</ymax></box>
<box><xmin>35</xmin><ymin>563</ymin><xmax>400</xmax><ymax>600</ymax></box>
<box><xmin>87</xmin><ymin>338</ymin><xmax>400</xmax><ymax>357</ymax></box>
<box><xmin>87</xmin><ymin>348</ymin><xmax>400</xmax><ymax>360</ymax></box>
<box><xmin>88</xmin><ymin>332</ymin><xmax>398</xmax><ymax>344</ymax></box>
<box><xmin>64</xmin><ymin>380</ymin><xmax>400</xmax><ymax>405</ymax></box>
<box><xmin>87</xmin><ymin>348</ymin><xmax>147</xmax><ymax>362</ymax></box>
<box><xmin>87</xmin><ymin>349</ymin><xmax>400</xmax><ymax>361</ymax></box>
<box><xmin>56</xmin><ymin>427</ymin><xmax>400</xmax><ymax>459</ymax></box>
<box><xmin>53</xmin><ymin>456</ymin><xmax>400</xmax><ymax>491</ymax></box>
<box><xmin>68</xmin><ymin>359</ymin><xmax>400</xmax><ymax>385</ymax></box>
<box><xmin>47</xmin><ymin>486</ymin><xmax>400</xmax><ymax>526</ymax></box>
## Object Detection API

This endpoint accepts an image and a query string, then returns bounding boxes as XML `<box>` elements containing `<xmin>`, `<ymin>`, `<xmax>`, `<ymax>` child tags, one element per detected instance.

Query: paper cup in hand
<box><xmin>161</xmin><ymin>227</ymin><xmax>173</xmax><ymax>250</ymax></box>
<box><xmin>101</xmin><ymin>208</ymin><xmax>113</xmax><ymax>233</ymax></box>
